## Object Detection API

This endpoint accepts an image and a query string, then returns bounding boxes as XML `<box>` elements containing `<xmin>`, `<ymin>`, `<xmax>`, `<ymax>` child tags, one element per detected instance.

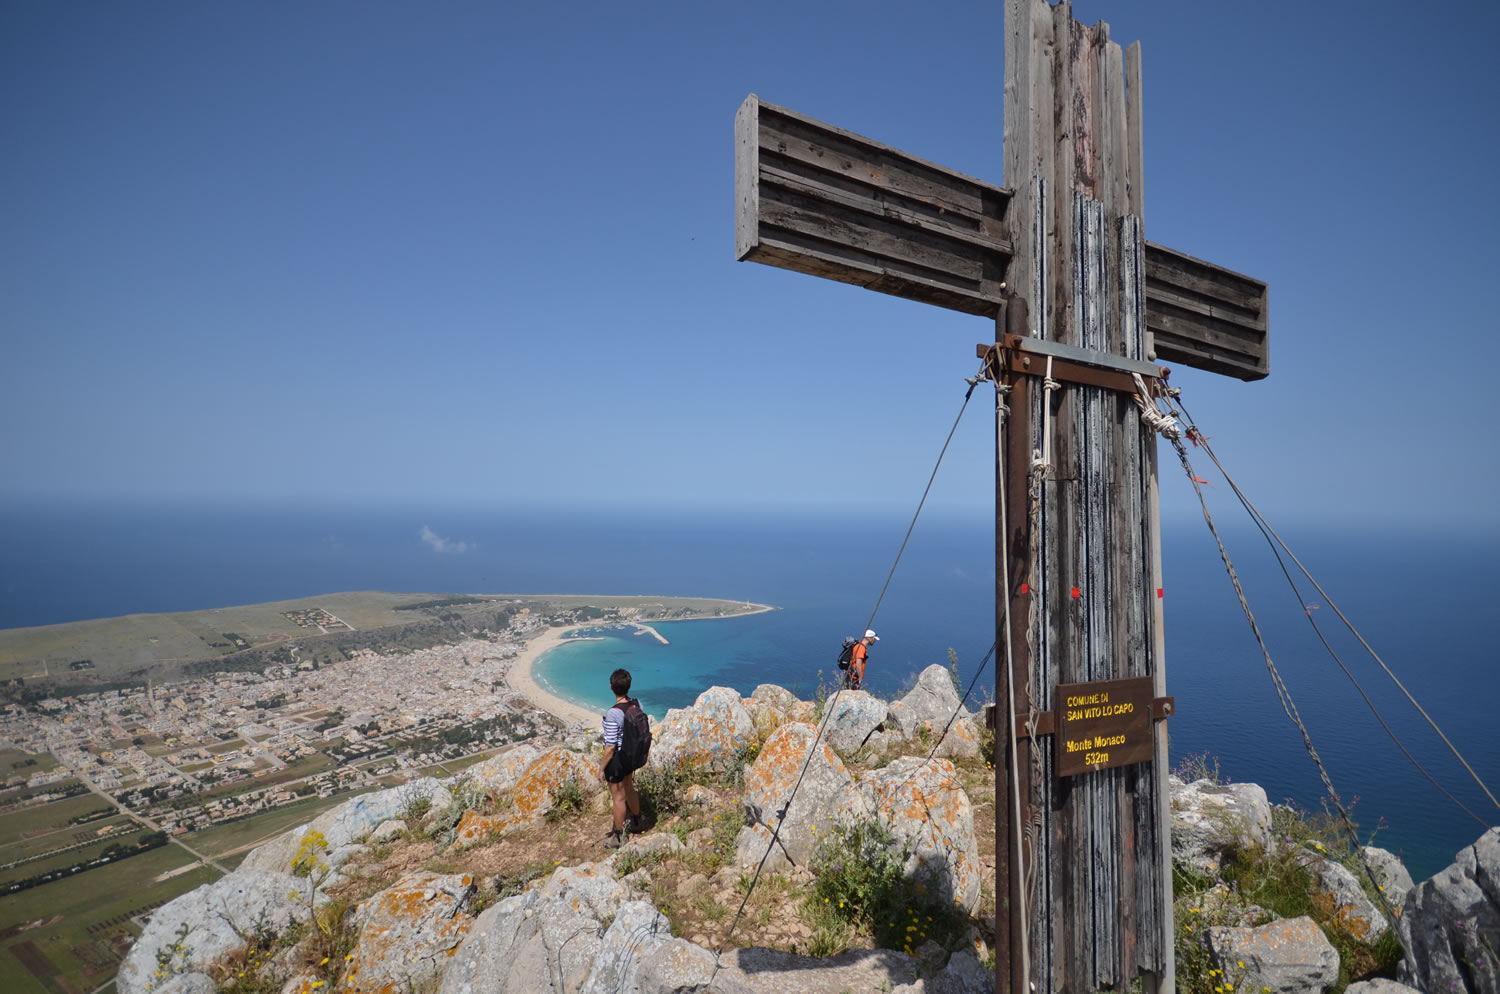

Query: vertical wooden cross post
<box><xmin>734</xmin><ymin>2</ymin><xmax>1269</xmax><ymax>990</ymax></box>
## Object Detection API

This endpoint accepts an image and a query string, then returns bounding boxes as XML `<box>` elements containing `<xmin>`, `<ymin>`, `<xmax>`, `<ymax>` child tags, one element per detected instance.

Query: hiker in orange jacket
<box><xmin>847</xmin><ymin>629</ymin><xmax>878</xmax><ymax>690</ymax></box>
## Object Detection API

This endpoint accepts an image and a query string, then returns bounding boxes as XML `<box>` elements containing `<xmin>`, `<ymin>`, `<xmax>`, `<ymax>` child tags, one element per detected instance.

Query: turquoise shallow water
<box><xmin>532</xmin><ymin>614</ymin><xmax>847</xmax><ymax>721</ymax></box>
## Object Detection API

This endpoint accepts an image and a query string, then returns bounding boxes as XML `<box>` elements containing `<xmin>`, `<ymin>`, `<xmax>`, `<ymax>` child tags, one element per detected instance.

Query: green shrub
<box><xmin>614</xmin><ymin>848</ymin><xmax>666</xmax><ymax>878</ymax></box>
<box><xmin>495</xmin><ymin>861</ymin><xmax>550</xmax><ymax>899</ymax></box>
<box><xmin>635</xmin><ymin>763</ymin><xmax>685</xmax><ymax>820</ymax></box>
<box><xmin>804</xmin><ymin>819</ymin><xmax>969</xmax><ymax>958</ymax></box>
<box><xmin>545</xmin><ymin>773</ymin><xmax>586</xmax><ymax>823</ymax></box>
<box><xmin>1173</xmin><ymin>791</ymin><xmax>1403</xmax><ymax>992</ymax></box>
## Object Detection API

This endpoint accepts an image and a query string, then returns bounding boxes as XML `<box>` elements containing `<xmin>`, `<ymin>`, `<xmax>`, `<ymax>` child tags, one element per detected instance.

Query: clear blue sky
<box><xmin>4</xmin><ymin>0</ymin><xmax>1497</xmax><ymax>530</ymax></box>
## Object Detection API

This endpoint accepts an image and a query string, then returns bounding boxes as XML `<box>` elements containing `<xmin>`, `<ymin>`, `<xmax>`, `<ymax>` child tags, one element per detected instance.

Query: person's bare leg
<box><xmin>609</xmin><ymin>780</ymin><xmax>626</xmax><ymax>832</ymax></box>
<box><xmin>624</xmin><ymin>774</ymin><xmax>641</xmax><ymax>821</ymax></box>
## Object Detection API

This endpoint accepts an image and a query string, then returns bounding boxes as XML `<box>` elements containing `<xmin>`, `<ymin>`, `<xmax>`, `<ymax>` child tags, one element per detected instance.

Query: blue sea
<box><xmin>1</xmin><ymin>499</ymin><xmax>1495</xmax><ymax>881</ymax></box>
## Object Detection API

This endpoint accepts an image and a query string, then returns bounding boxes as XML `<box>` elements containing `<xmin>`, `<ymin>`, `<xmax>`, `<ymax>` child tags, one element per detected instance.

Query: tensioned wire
<box><xmin>1170</xmin><ymin>393</ymin><xmax>1500</xmax><ymax>827</ymax></box>
<box><xmin>1163</xmin><ymin>427</ymin><xmax>1411</xmax><ymax>961</ymax></box>
<box><xmin>708</xmin><ymin>361</ymin><xmax>990</xmax><ymax>983</ymax></box>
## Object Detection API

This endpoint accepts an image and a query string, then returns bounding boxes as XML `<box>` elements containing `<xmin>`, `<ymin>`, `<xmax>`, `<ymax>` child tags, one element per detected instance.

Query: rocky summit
<box><xmin>117</xmin><ymin>667</ymin><xmax>1499</xmax><ymax>994</ymax></box>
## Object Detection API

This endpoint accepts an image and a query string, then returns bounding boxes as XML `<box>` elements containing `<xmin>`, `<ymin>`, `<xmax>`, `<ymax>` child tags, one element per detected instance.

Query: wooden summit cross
<box><xmin>733</xmin><ymin>2</ymin><xmax>1269</xmax><ymax>993</ymax></box>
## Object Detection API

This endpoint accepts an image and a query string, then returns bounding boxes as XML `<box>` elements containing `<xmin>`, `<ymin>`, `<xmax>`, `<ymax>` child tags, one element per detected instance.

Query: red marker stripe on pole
<box><xmin>1157</xmin><ymin>588</ymin><xmax>1164</xmax><ymax>599</ymax></box>
<box><xmin>1020</xmin><ymin>583</ymin><xmax>1029</xmax><ymax>595</ymax></box>
<box><xmin>1071</xmin><ymin>587</ymin><xmax>1081</xmax><ymax>598</ymax></box>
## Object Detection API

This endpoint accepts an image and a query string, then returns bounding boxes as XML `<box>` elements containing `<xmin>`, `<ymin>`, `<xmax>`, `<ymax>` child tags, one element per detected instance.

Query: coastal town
<box><xmin>0</xmin><ymin>593</ymin><xmax>760</xmax><ymax>849</ymax></box>
<box><xmin>0</xmin><ymin>594</ymin><xmax>771</xmax><ymax>992</ymax></box>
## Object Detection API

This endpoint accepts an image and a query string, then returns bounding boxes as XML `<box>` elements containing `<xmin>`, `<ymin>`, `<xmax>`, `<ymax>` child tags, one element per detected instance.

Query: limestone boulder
<box><xmin>470</xmin><ymin>742</ymin><xmax>542</xmax><ymax>796</ymax></box>
<box><xmin>682</xmin><ymin>784</ymin><xmax>718</xmax><ymax>806</ymax></box>
<box><xmin>1363</xmin><ymin>845</ymin><xmax>1416</xmax><ymax>910</ymax></box>
<box><xmin>1207</xmin><ymin>916</ymin><xmax>1340</xmax><ymax>994</ymax></box>
<box><xmin>1170</xmin><ymin>775</ymin><xmax>1273</xmax><ymax>875</ymax></box>
<box><xmin>750</xmin><ymin>683</ymin><xmax>799</xmax><ymax>710</ymax></box>
<box><xmin>155</xmin><ymin>974</ymin><xmax>216</xmax><ymax>994</ymax></box>
<box><xmin>859</xmin><ymin>756</ymin><xmax>983</xmax><ymax>914</ymax></box>
<box><xmin>822</xmin><ymin>690</ymin><xmax>888</xmax><ymax>754</ymax></box>
<box><xmin>345</xmin><ymin>870</ymin><xmax>476</xmax><ymax>992</ymax></box>
<box><xmin>453</xmin><ymin>746</ymin><xmax>600</xmax><ymax>844</ymax></box>
<box><xmin>650</xmin><ymin>686</ymin><xmax>755</xmax><ymax>772</ymax></box>
<box><xmin>635</xmin><ymin>938</ymin><xmax>759</xmax><ymax>994</ymax></box>
<box><xmin>734</xmin><ymin>721</ymin><xmax>869</xmax><ymax>872</ymax></box>
<box><xmin>368</xmin><ymin>818</ymin><xmax>406</xmax><ymax>844</ymax></box>
<box><xmin>239</xmin><ymin>777</ymin><xmax>452</xmax><ymax>875</ymax></box>
<box><xmin>608</xmin><ymin>831</ymin><xmax>685</xmax><ymax>866</ymax></box>
<box><xmin>887</xmin><ymin>664</ymin><xmax>972</xmax><ymax>738</ymax></box>
<box><xmin>746</xmin><ymin>684</ymin><xmax>817</xmax><ymax>739</ymax></box>
<box><xmin>1303</xmin><ymin>855</ymin><xmax>1389</xmax><ymax>942</ymax></box>
<box><xmin>923</xmin><ymin>715</ymin><xmax>983</xmax><ymax>761</ymax></box>
<box><xmin>1206</xmin><ymin>917</ymin><xmax>1338</xmax><ymax>994</ymax></box>
<box><xmin>440</xmin><ymin>890</ymin><xmax>602</xmax><ymax>994</ymax></box>
<box><xmin>117</xmin><ymin>868</ymin><xmax>318</xmax><ymax>994</ymax></box>
<box><xmin>893</xmin><ymin>950</ymin><xmax>995</xmax><ymax>994</ymax></box>
<box><xmin>577</xmin><ymin>900</ymin><xmax>674</xmax><ymax>994</ymax></box>
<box><xmin>1345</xmin><ymin>982</ymin><xmax>1424</xmax><ymax>994</ymax></box>
<box><xmin>536</xmin><ymin>860</ymin><xmax>630</xmax><ymax>920</ymax></box>
<box><xmin>1397</xmin><ymin>826</ymin><xmax>1500</xmax><ymax>994</ymax></box>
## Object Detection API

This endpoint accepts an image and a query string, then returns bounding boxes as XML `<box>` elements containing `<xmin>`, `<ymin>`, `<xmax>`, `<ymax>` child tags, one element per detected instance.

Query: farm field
<box><xmin>0</xmin><ymin>793</ymin><xmax>114</xmax><ymax>843</ymax></box>
<box><xmin>1</xmin><ymin>827</ymin><xmax>154</xmax><ymax>891</ymax></box>
<box><xmin>184</xmin><ymin>788</ymin><xmax>376</xmax><ymax>859</ymax></box>
<box><xmin>0</xmin><ymin>845</ymin><xmax>218</xmax><ymax>994</ymax></box>
<box><xmin>0</xmin><ymin>750</ymin><xmax>59</xmax><ymax>778</ymax></box>
<box><xmin>0</xmin><ymin>780</ymin><xmax>85</xmax><ymax>811</ymax></box>
<box><xmin>0</xmin><ymin>813</ymin><xmax>133</xmax><ymax>872</ymax></box>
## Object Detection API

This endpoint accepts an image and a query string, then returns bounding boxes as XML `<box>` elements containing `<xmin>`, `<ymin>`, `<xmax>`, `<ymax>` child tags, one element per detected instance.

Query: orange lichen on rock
<box><xmin>860</xmin><ymin>757</ymin><xmax>982</xmax><ymax>913</ymax></box>
<box><xmin>341</xmin><ymin>871</ymin><xmax>475</xmax><ymax>994</ymax></box>
<box><xmin>454</xmin><ymin>747</ymin><xmax>599</xmax><ymax>845</ymax></box>
<box><xmin>650</xmin><ymin>687</ymin><xmax>755</xmax><ymax>772</ymax></box>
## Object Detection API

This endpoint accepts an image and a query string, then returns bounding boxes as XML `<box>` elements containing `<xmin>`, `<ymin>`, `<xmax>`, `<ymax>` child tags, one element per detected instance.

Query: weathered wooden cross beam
<box><xmin>734</xmin><ymin>2</ymin><xmax>1269</xmax><ymax>991</ymax></box>
<box><xmin>736</xmin><ymin>99</ymin><xmax>1268</xmax><ymax>381</ymax></box>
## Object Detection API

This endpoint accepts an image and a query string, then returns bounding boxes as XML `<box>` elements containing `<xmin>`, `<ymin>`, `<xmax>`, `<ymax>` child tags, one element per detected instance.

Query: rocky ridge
<box><xmin>119</xmin><ymin>666</ymin><xmax>1499</xmax><ymax>994</ymax></box>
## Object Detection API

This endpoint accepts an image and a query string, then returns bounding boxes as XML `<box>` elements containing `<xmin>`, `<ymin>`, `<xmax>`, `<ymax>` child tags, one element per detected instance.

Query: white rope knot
<box><xmin>1132</xmin><ymin>373</ymin><xmax>1183</xmax><ymax>439</ymax></box>
<box><xmin>1034</xmin><ymin>357</ymin><xmax>1059</xmax><ymax>471</ymax></box>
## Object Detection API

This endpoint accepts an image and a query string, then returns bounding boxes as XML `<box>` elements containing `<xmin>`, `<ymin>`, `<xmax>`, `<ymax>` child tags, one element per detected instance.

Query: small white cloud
<box><xmin>420</xmin><ymin>525</ymin><xmax>470</xmax><ymax>554</ymax></box>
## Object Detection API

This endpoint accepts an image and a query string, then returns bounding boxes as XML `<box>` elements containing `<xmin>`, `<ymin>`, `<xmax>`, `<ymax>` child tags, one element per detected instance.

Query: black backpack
<box><xmin>836</xmin><ymin>636</ymin><xmax>859</xmax><ymax>670</ymax></box>
<box><xmin>615</xmin><ymin>698</ymin><xmax>652</xmax><ymax>773</ymax></box>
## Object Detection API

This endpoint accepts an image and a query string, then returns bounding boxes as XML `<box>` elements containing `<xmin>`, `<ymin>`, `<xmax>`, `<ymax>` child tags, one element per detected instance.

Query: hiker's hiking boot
<box><xmin>602</xmin><ymin>830</ymin><xmax>624</xmax><ymax>850</ymax></box>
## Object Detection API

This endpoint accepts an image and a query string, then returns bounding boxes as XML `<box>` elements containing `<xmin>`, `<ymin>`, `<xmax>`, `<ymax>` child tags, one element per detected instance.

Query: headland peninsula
<box><xmin>0</xmin><ymin>591</ymin><xmax>775</xmax><ymax>693</ymax></box>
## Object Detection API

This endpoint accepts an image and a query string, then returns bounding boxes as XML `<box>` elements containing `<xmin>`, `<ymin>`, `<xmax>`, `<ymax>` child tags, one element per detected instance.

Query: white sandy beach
<box><xmin>503</xmin><ymin>603</ymin><xmax>776</xmax><ymax>730</ymax></box>
<box><xmin>504</xmin><ymin>627</ymin><xmax>599</xmax><ymax>728</ymax></box>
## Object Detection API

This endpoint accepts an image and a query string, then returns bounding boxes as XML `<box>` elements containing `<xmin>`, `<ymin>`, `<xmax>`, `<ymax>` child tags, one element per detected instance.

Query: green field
<box><xmin>0</xmin><ymin>812</ymin><xmax>132</xmax><ymax>868</ymax></box>
<box><xmin>0</xmin><ymin>793</ymin><xmax>117</xmax><ymax>845</ymax></box>
<box><xmin>1</xmin><ymin>827</ymin><xmax>156</xmax><ymax>890</ymax></box>
<box><xmin>0</xmin><ymin>780</ymin><xmax>85</xmax><ymax>811</ymax></box>
<box><xmin>0</xmin><ymin>750</ymin><xmax>58</xmax><ymax>778</ymax></box>
<box><xmin>0</xmin><ymin>845</ymin><xmax>217</xmax><ymax>994</ymax></box>
<box><xmin>184</xmin><ymin>789</ymin><xmax>375</xmax><ymax>859</ymax></box>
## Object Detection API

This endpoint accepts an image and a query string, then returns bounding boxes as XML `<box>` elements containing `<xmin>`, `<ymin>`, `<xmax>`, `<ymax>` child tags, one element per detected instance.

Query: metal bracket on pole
<box><xmin>978</xmin><ymin>336</ymin><xmax>1170</xmax><ymax>395</ymax></box>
